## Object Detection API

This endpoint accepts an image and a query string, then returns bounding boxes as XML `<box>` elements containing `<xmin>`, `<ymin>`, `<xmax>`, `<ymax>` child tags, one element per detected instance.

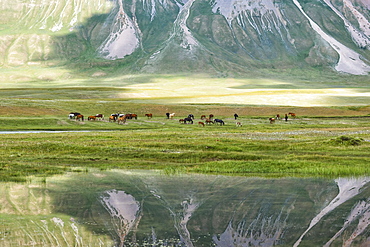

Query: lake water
<box><xmin>1</xmin><ymin>170</ymin><xmax>369</xmax><ymax>246</ymax></box>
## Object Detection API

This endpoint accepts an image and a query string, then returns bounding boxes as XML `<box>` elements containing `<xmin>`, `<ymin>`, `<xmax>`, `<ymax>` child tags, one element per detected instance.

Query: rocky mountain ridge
<box><xmin>1</xmin><ymin>0</ymin><xmax>369</xmax><ymax>76</ymax></box>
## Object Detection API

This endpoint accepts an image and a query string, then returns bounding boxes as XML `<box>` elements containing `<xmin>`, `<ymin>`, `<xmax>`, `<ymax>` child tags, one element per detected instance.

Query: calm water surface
<box><xmin>1</xmin><ymin>170</ymin><xmax>369</xmax><ymax>246</ymax></box>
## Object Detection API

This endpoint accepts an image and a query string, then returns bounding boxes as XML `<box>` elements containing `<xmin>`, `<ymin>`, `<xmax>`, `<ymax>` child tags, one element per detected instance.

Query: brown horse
<box><xmin>269</xmin><ymin>118</ymin><xmax>275</xmax><ymax>124</ymax></box>
<box><xmin>109</xmin><ymin>115</ymin><xmax>116</xmax><ymax>122</ymax></box>
<box><xmin>88</xmin><ymin>116</ymin><xmax>97</xmax><ymax>121</ymax></box>
<box><xmin>236</xmin><ymin>122</ymin><xmax>242</xmax><ymax>127</ymax></box>
<box><xmin>125</xmin><ymin>113</ymin><xmax>137</xmax><ymax>119</ymax></box>
<box><xmin>117</xmin><ymin>116</ymin><xmax>127</xmax><ymax>124</ymax></box>
<box><xmin>205</xmin><ymin>119</ymin><xmax>214</xmax><ymax>124</ymax></box>
<box><xmin>76</xmin><ymin>114</ymin><xmax>84</xmax><ymax>121</ymax></box>
<box><xmin>288</xmin><ymin>112</ymin><xmax>296</xmax><ymax>118</ymax></box>
<box><xmin>209</xmin><ymin>114</ymin><xmax>214</xmax><ymax>119</ymax></box>
<box><xmin>95</xmin><ymin>114</ymin><xmax>104</xmax><ymax>120</ymax></box>
<box><xmin>179</xmin><ymin>119</ymin><xmax>185</xmax><ymax>123</ymax></box>
<box><xmin>200</xmin><ymin>115</ymin><xmax>206</xmax><ymax>120</ymax></box>
<box><xmin>198</xmin><ymin>122</ymin><xmax>205</xmax><ymax>127</ymax></box>
<box><xmin>145</xmin><ymin>113</ymin><xmax>153</xmax><ymax>118</ymax></box>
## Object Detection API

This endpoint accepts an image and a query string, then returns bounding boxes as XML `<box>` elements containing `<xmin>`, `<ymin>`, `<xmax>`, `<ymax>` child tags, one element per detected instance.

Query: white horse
<box><xmin>169</xmin><ymin>113</ymin><xmax>175</xmax><ymax>119</ymax></box>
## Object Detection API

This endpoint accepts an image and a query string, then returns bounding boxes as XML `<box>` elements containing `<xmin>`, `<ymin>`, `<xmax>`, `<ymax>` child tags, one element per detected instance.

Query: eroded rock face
<box><xmin>0</xmin><ymin>0</ymin><xmax>369</xmax><ymax>75</ymax></box>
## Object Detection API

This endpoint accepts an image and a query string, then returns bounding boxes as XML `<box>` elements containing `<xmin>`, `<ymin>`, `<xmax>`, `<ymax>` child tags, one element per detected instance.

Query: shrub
<box><xmin>331</xmin><ymin>136</ymin><xmax>364</xmax><ymax>146</ymax></box>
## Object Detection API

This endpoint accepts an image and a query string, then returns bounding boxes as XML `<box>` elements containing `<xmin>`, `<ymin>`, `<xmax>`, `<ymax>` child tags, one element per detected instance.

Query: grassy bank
<box><xmin>0</xmin><ymin>103</ymin><xmax>369</xmax><ymax>181</ymax></box>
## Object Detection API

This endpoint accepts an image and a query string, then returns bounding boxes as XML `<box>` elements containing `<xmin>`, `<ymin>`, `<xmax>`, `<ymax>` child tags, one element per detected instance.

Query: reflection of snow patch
<box><xmin>324</xmin><ymin>199</ymin><xmax>370</xmax><ymax>247</ymax></box>
<box><xmin>102</xmin><ymin>190</ymin><xmax>140</xmax><ymax>224</ymax></box>
<box><xmin>294</xmin><ymin>177</ymin><xmax>370</xmax><ymax>247</ymax></box>
<box><xmin>52</xmin><ymin>217</ymin><xmax>64</xmax><ymax>227</ymax></box>
<box><xmin>214</xmin><ymin>201</ymin><xmax>293</xmax><ymax>246</ymax></box>
<box><xmin>101</xmin><ymin>190</ymin><xmax>141</xmax><ymax>243</ymax></box>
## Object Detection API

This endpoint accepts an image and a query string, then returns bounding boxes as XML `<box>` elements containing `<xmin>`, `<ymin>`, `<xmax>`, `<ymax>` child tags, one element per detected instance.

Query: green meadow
<box><xmin>0</xmin><ymin>87</ymin><xmax>369</xmax><ymax>181</ymax></box>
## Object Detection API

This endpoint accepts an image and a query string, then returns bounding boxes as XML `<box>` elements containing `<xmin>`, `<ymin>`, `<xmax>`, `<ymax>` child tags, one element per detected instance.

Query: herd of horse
<box><xmin>69</xmin><ymin>112</ymin><xmax>297</xmax><ymax>126</ymax></box>
<box><xmin>269</xmin><ymin>112</ymin><xmax>296</xmax><ymax>124</ymax></box>
<box><xmin>178</xmin><ymin>114</ymin><xmax>226</xmax><ymax>126</ymax></box>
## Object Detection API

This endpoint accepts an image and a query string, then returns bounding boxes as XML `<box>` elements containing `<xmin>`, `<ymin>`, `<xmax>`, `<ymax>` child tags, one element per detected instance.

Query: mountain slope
<box><xmin>0</xmin><ymin>0</ymin><xmax>369</xmax><ymax>76</ymax></box>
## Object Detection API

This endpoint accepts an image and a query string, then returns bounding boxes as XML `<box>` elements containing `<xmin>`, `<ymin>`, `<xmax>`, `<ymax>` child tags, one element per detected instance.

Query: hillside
<box><xmin>0</xmin><ymin>0</ymin><xmax>369</xmax><ymax>76</ymax></box>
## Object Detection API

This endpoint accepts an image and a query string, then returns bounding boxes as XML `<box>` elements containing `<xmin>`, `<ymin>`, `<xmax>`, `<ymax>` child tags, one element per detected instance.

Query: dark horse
<box><xmin>184</xmin><ymin>117</ymin><xmax>193</xmax><ymax>124</ymax></box>
<box><xmin>69</xmin><ymin>112</ymin><xmax>81</xmax><ymax>119</ymax></box>
<box><xmin>214</xmin><ymin>119</ymin><xmax>224</xmax><ymax>125</ymax></box>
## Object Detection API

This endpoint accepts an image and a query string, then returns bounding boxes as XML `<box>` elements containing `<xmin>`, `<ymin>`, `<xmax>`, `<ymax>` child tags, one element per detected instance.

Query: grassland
<box><xmin>0</xmin><ymin>90</ymin><xmax>369</xmax><ymax>181</ymax></box>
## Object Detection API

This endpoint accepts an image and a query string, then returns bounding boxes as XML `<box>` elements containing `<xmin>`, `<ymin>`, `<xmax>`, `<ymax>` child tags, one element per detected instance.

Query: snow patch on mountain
<box><xmin>212</xmin><ymin>0</ymin><xmax>286</xmax><ymax>26</ymax></box>
<box><xmin>142</xmin><ymin>0</ymin><xmax>174</xmax><ymax>21</ymax></box>
<box><xmin>292</xmin><ymin>0</ymin><xmax>370</xmax><ymax>75</ymax></box>
<box><xmin>98</xmin><ymin>0</ymin><xmax>140</xmax><ymax>59</ymax></box>
<box><xmin>323</xmin><ymin>0</ymin><xmax>370</xmax><ymax>49</ymax></box>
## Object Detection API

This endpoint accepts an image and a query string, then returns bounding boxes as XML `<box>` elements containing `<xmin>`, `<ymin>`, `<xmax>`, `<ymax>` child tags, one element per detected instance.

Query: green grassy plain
<box><xmin>0</xmin><ymin>90</ymin><xmax>369</xmax><ymax>181</ymax></box>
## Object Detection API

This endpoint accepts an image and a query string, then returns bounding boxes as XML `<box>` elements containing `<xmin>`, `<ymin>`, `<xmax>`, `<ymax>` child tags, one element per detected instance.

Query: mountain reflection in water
<box><xmin>1</xmin><ymin>170</ymin><xmax>369</xmax><ymax>246</ymax></box>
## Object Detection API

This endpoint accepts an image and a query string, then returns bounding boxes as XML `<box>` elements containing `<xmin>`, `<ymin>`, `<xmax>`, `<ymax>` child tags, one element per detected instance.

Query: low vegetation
<box><xmin>0</xmin><ymin>99</ymin><xmax>369</xmax><ymax>182</ymax></box>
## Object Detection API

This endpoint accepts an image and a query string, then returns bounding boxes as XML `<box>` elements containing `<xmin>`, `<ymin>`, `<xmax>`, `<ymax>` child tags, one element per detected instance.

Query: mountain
<box><xmin>1</xmin><ymin>0</ymin><xmax>370</xmax><ymax>77</ymax></box>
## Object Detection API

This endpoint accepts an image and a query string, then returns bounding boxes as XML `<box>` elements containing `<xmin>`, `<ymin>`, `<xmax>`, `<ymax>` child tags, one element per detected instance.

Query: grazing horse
<box><xmin>288</xmin><ymin>112</ymin><xmax>296</xmax><ymax>118</ymax></box>
<box><xmin>269</xmin><ymin>118</ymin><xmax>275</xmax><ymax>124</ymax></box>
<box><xmin>117</xmin><ymin>116</ymin><xmax>127</xmax><ymax>124</ymax></box>
<box><xmin>179</xmin><ymin>119</ymin><xmax>185</xmax><ymax>123</ymax></box>
<box><xmin>184</xmin><ymin>117</ymin><xmax>193</xmax><ymax>124</ymax></box>
<box><xmin>125</xmin><ymin>113</ymin><xmax>137</xmax><ymax>119</ymax></box>
<box><xmin>201</xmin><ymin>115</ymin><xmax>206</xmax><ymax>120</ymax></box>
<box><xmin>169</xmin><ymin>113</ymin><xmax>175</xmax><ymax>119</ymax></box>
<box><xmin>109</xmin><ymin>115</ymin><xmax>117</xmax><ymax>122</ymax></box>
<box><xmin>95</xmin><ymin>114</ymin><xmax>104</xmax><ymax>120</ymax></box>
<box><xmin>205</xmin><ymin>119</ymin><xmax>214</xmax><ymax>125</ymax></box>
<box><xmin>110</xmin><ymin>113</ymin><xmax>119</xmax><ymax>121</ymax></box>
<box><xmin>214</xmin><ymin>119</ymin><xmax>225</xmax><ymax>125</ymax></box>
<box><xmin>236</xmin><ymin>122</ymin><xmax>242</xmax><ymax>127</ymax></box>
<box><xmin>88</xmin><ymin>116</ymin><xmax>97</xmax><ymax>121</ymax></box>
<box><xmin>198</xmin><ymin>122</ymin><xmax>205</xmax><ymax>127</ymax></box>
<box><xmin>145</xmin><ymin>113</ymin><xmax>153</xmax><ymax>118</ymax></box>
<box><xmin>76</xmin><ymin>114</ymin><xmax>84</xmax><ymax>121</ymax></box>
<box><xmin>69</xmin><ymin>112</ymin><xmax>81</xmax><ymax>119</ymax></box>
<box><xmin>209</xmin><ymin>114</ymin><xmax>214</xmax><ymax>119</ymax></box>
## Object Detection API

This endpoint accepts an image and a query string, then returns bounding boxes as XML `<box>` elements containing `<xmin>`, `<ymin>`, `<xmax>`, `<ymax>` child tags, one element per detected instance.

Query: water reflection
<box><xmin>1</xmin><ymin>170</ymin><xmax>369</xmax><ymax>246</ymax></box>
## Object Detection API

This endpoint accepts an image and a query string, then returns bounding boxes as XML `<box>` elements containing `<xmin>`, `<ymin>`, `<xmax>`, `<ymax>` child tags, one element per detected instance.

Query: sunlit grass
<box><xmin>0</xmin><ymin>116</ymin><xmax>369</xmax><ymax>181</ymax></box>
